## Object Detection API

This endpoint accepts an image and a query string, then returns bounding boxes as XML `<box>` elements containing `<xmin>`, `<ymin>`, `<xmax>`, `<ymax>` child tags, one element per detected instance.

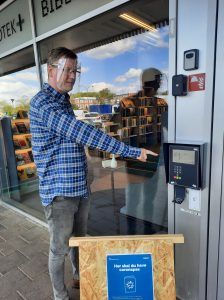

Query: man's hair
<box><xmin>47</xmin><ymin>47</ymin><xmax>77</xmax><ymax>65</ymax></box>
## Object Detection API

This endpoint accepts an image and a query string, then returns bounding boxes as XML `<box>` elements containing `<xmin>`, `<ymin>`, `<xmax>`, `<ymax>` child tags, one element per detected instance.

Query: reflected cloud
<box><xmin>90</xmin><ymin>82</ymin><xmax>114</xmax><ymax>92</ymax></box>
<box><xmin>142</xmin><ymin>27</ymin><xmax>169</xmax><ymax>48</ymax></box>
<box><xmin>84</xmin><ymin>26</ymin><xmax>169</xmax><ymax>60</ymax></box>
<box><xmin>0</xmin><ymin>81</ymin><xmax>38</xmax><ymax>102</ymax></box>
<box><xmin>115</xmin><ymin>68</ymin><xmax>142</xmax><ymax>83</ymax></box>
<box><xmin>15</xmin><ymin>72</ymin><xmax>38</xmax><ymax>81</ymax></box>
<box><xmin>90</xmin><ymin>81</ymin><xmax>140</xmax><ymax>95</ymax></box>
<box><xmin>85</xmin><ymin>39</ymin><xmax>136</xmax><ymax>59</ymax></box>
<box><xmin>0</xmin><ymin>66</ymin><xmax>39</xmax><ymax>103</ymax></box>
<box><xmin>81</xmin><ymin>66</ymin><xmax>89</xmax><ymax>73</ymax></box>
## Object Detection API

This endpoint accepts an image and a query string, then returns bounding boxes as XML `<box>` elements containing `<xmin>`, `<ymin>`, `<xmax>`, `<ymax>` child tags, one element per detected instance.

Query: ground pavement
<box><xmin>0</xmin><ymin>203</ymin><xmax>80</xmax><ymax>300</ymax></box>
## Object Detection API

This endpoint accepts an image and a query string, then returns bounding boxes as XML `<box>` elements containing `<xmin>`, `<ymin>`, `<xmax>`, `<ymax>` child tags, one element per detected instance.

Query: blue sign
<box><xmin>106</xmin><ymin>253</ymin><xmax>154</xmax><ymax>300</ymax></box>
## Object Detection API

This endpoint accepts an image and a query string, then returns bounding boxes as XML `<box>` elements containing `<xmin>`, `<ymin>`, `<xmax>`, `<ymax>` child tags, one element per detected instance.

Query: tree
<box><xmin>98</xmin><ymin>89</ymin><xmax>115</xmax><ymax>103</ymax></box>
<box><xmin>0</xmin><ymin>104</ymin><xmax>15</xmax><ymax>116</ymax></box>
<box><xmin>0</xmin><ymin>97</ymin><xmax>30</xmax><ymax>116</ymax></box>
<box><xmin>71</xmin><ymin>103</ymin><xmax>79</xmax><ymax>110</ymax></box>
<box><xmin>70</xmin><ymin>92</ymin><xmax>98</xmax><ymax>99</ymax></box>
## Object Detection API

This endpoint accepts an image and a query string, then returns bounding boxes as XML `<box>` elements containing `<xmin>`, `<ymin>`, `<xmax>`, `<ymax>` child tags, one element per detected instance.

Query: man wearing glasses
<box><xmin>29</xmin><ymin>47</ymin><xmax>157</xmax><ymax>300</ymax></box>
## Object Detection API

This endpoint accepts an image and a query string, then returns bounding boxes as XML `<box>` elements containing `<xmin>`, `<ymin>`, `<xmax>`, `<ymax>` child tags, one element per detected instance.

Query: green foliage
<box><xmin>0</xmin><ymin>104</ymin><xmax>15</xmax><ymax>116</ymax></box>
<box><xmin>71</xmin><ymin>103</ymin><xmax>79</xmax><ymax>110</ymax></box>
<box><xmin>98</xmin><ymin>88</ymin><xmax>115</xmax><ymax>100</ymax></box>
<box><xmin>70</xmin><ymin>92</ymin><xmax>98</xmax><ymax>99</ymax></box>
<box><xmin>70</xmin><ymin>88</ymin><xmax>115</xmax><ymax>104</ymax></box>
<box><xmin>0</xmin><ymin>98</ymin><xmax>30</xmax><ymax>116</ymax></box>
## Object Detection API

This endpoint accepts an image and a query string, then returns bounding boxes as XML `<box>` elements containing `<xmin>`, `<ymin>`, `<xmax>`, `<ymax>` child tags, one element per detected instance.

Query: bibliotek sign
<box><xmin>107</xmin><ymin>253</ymin><xmax>154</xmax><ymax>300</ymax></box>
<box><xmin>0</xmin><ymin>0</ymin><xmax>32</xmax><ymax>56</ymax></box>
<box><xmin>0</xmin><ymin>14</ymin><xmax>25</xmax><ymax>42</ymax></box>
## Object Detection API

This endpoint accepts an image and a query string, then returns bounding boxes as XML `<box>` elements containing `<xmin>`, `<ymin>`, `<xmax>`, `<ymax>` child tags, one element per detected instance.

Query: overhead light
<box><xmin>119</xmin><ymin>13</ymin><xmax>156</xmax><ymax>32</ymax></box>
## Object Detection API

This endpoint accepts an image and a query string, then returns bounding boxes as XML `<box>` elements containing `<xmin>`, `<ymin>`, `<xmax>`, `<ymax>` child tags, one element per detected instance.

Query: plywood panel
<box><xmin>78</xmin><ymin>239</ymin><xmax>177</xmax><ymax>300</ymax></box>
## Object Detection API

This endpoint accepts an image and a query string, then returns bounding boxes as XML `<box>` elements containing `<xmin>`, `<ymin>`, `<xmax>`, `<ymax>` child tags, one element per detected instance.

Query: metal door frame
<box><xmin>207</xmin><ymin>0</ymin><xmax>224</xmax><ymax>299</ymax></box>
<box><xmin>169</xmin><ymin>0</ymin><xmax>219</xmax><ymax>299</ymax></box>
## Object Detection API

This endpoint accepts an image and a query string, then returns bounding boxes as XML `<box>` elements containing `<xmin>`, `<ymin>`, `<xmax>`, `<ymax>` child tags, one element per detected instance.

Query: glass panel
<box><xmin>0</xmin><ymin>62</ymin><xmax>44</xmax><ymax>220</ymax></box>
<box><xmin>37</xmin><ymin>0</ymin><xmax>169</xmax><ymax>234</ymax></box>
<box><xmin>73</xmin><ymin>28</ymin><xmax>169</xmax><ymax>235</ymax></box>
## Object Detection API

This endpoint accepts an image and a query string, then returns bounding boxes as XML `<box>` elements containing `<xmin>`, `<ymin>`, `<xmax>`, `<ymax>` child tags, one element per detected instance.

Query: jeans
<box><xmin>44</xmin><ymin>196</ymin><xmax>90</xmax><ymax>300</ymax></box>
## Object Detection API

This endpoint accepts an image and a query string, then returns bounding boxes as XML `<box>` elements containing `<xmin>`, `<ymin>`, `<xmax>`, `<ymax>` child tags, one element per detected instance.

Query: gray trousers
<box><xmin>44</xmin><ymin>196</ymin><xmax>90</xmax><ymax>300</ymax></box>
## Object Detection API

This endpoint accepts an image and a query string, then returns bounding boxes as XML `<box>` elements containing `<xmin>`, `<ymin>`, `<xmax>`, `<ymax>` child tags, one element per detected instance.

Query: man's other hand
<box><xmin>137</xmin><ymin>148</ymin><xmax>158</xmax><ymax>162</ymax></box>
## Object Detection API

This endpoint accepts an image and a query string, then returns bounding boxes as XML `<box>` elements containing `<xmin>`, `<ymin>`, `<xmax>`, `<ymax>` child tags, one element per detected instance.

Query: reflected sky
<box><xmin>0</xmin><ymin>26</ymin><xmax>168</xmax><ymax>108</ymax></box>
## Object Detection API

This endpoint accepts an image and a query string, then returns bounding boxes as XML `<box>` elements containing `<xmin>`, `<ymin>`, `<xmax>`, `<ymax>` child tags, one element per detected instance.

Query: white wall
<box><xmin>176</xmin><ymin>0</ymin><xmax>208</xmax><ymax>141</ymax></box>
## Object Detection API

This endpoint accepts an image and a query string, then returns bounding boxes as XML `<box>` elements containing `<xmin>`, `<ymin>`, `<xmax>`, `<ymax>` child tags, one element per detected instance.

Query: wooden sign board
<box><xmin>69</xmin><ymin>234</ymin><xmax>184</xmax><ymax>300</ymax></box>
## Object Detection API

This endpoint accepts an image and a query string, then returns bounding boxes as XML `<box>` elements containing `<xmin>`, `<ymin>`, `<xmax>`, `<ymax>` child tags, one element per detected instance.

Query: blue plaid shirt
<box><xmin>29</xmin><ymin>83</ymin><xmax>141</xmax><ymax>206</ymax></box>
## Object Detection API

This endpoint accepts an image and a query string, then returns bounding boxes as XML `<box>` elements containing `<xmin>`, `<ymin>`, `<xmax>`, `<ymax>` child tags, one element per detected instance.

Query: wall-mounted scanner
<box><xmin>163</xmin><ymin>142</ymin><xmax>207</xmax><ymax>190</ymax></box>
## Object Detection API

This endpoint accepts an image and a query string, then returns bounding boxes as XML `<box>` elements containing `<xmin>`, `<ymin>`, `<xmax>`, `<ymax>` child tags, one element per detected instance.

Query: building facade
<box><xmin>0</xmin><ymin>0</ymin><xmax>224</xmax><ymax>299</ymax></box>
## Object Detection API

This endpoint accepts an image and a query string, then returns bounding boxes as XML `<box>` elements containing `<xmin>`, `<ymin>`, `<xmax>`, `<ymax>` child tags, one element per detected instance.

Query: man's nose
<box><xmin>69</xmin><ymin>71</ymin><xmax>76</xmax><ymax>79</ymax></box>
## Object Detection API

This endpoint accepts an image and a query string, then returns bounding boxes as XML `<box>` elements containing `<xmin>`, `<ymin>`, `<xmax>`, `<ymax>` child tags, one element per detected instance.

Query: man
<box><xmin>29</xmin><ymin>47</ymin><xmax>157</xmax><ymax>300</ymax></box>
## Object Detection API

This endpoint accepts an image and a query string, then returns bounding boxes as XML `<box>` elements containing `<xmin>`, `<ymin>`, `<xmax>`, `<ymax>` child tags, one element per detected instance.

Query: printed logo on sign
<box><xmin>188</xmin><ymin>73</ymin><xmax>206</xmax><ymax>92</ymax></box>
<box><xmin>0</xmin><ymin>14</ymin><xmax>24</xmax><ymax>42</ymax></box>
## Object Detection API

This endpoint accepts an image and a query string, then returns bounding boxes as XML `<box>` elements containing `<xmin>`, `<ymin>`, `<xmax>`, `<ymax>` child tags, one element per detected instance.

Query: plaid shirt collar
<box><xmin>43</xmin><ymin>83</ymin><xmax>70</xmax><ymax>104</ymax></box>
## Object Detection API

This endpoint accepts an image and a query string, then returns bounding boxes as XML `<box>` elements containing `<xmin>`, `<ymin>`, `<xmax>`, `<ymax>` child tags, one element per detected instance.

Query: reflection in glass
<box><xmin>73</xmin><ymin>27</ymin><xmax>170</xmax><ymax>235</ymax></box>
<box><xmin>0</xmin><ymin>66</ymin><xmax>43</xmax><ymax>220</ymax></box>
<box><xmin>0</xmin><ymin>23</ymin><xmax>169</xmax><ymax>235</ymax></box>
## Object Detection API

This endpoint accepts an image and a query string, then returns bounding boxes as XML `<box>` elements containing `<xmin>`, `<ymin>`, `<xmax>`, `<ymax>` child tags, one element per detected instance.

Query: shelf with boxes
<box><xmin>155</xmin><ymin>97</ymin><xmax>168</xmax><ymax>143</ymax></box>
<box><xmin>118</xmin><ymin>96</ymin><xmax>157</xmax><ymax>147</ymax></box>
<box><xmin>11</xmin><ymin>118</ymin><xmax>37</xmax><ymax>182</ymax></box>
<box><xmin>102</xmin><ymin>122</ymin><xmax>121</xmax><ymax>137</ymax></box>
<box><xmin>97</xmin><ymin>121</ymin><xmax>121</xmax><ymax>158</ymax></box>
<box><xmin>116</xmin><ymin>95</ymin><xmax>166</xmax><ymax>175</ymax></box>
<box><xmin>0</xmin><ymin>112</ymin><xmax>38</xmax><ymax>201</ymax></box>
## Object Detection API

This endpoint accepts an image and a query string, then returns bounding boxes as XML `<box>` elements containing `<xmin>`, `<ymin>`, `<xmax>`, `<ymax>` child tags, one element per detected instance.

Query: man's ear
<box><xmin>48</xmin><ymin>65</ymin><xmax>54</xmax><ymax>79</ymax></box>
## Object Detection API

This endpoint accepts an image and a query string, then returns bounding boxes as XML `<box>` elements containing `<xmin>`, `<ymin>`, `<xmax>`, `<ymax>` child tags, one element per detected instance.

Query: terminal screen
<box><xmin>172</xmin><ymin>149</ymin><xmax>195</xmax><ymax>165</ymax></box>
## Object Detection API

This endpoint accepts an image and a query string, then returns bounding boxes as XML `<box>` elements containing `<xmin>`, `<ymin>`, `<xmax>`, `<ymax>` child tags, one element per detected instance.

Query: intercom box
<box><xmin>163</xmin><ymin>141</ymin><xmax>207</xmax><ymax>189</ymax></box>
<box><xmin>172</xmin><ymin>75</ymin><xmax>188</xmax><ymax>96</ymax></box>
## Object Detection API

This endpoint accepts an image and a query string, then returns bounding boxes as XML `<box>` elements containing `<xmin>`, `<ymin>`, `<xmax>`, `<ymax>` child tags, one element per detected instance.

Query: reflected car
<box><xmin>84</xmin><ymin>112</ymin><xmax>102</xmax><ymax>125</ymax></box>
<box><xmin>84</xmin><ymin>112</ymin><xmax>100</xmax><ymax>119</ymax></box>
<box><xmin>77</xmin><ymin>112</ymin><xmax>102</xmax><ymax>127</ymax></box>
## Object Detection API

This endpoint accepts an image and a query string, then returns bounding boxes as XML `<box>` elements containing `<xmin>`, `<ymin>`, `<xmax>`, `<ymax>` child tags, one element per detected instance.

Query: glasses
<box><xmin>51</xmin><ymin>64</ymin><xmax>81</xmax><ymax>75</ymax></box>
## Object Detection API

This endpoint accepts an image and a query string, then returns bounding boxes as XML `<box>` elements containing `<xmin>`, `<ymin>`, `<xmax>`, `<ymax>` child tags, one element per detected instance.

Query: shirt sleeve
<box><xmin>38</xmin><ymin>97</ymin><xmax>141</xmax><ymax>159</ymax></box>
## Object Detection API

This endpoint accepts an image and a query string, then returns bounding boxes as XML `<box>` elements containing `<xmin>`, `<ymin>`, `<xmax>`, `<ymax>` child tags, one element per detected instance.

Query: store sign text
<box><xmin>0</xmin><ymin>14</ymin><xmax>24</xmax><ymax>42</ymax></box>
<box><xmin>41</xmin><ymin>0</ymin><xmax>72</xmax><ymax>17</ymax></box>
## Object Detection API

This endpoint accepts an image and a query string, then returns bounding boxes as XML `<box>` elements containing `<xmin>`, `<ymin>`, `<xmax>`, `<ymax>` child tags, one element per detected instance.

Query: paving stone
<box><xmin>0</xmin><ymin>250</ymin><xmax>28</xmax><ymax>275</ymax></box>
<box><xmin>0</xmin><ymin>206</ymin><xmax>7</xmax><ymax>213</ymax></box>
<box><xmin>0</xmin><ymin>213</ymin><xmax>26</xmax><ymax>228</ymax></box>
<box><xmin>39</xmin><ymin>230</ymin><xmax>50</xmax><ymax>242</ymax></box>
<box><xmin>0</xmin><ymin>208</ymin><xmax>14</xmax><ymax>218</ymax></box>
<box><xmin>17</xmin><ymin>272</ymin><xmax>53</xmax><ymax>300</ymax></box>
<box><xmin>0</xmin><ymin>226</ymin><xmax>30</xmax><ymax>242</ymax></box>
<box><xmin>0</xmin><ymin>223</ymin><xmax>7</xmax><ymax>231</ymax></box>
<box><xmin>19</xmin><ymin>226</ymin><xmax>49</xmax><ymax>243</ymax></box>
<box><xmin>19</xmin><ymin>252</ymin><xmax>48</xmax><ymax>279</ymax></box>
<box><xmin>0</xmin><ymin>205</ymin><xmax>80</xmax><ymax>299</ymax></box>
<box><xmin>0</xmin><ymin>237</ymin><xmax>30</xmax><ymax>256</ymax></box>
<box><xmin>0</xmin><ymin>269</ymin><xmax>31</xmax><ymax>299</ymax></box>
<box><xmin>0</xmin><ymin>216</ymin><xmax>7</xmax><ymax>224</ymax></box>
<box><xmin>16</xmin><ymin>290</ymin><xmax>29</xmax><ymax>300</ymax></box>
<box><xmin>18</xmin><ymin>239</ymin><xmax>49</xmax><ymax>260</ymax></box>
<box><xmin>0</xmin><ymin>236</ymin><xmax>6</xmax><ymax>245</ymax></box>
<box><xmin>0</xmin><ymin>290</ymin><xmax>24</xmax><ymax>300</ymax></box>
<box><xmin>20</xmin><ymin>220</ymin><xmax>37</xmax><ymax>230</ymax></box>
<box><xmin>0</xmin><ymin>241</ymin><xmax>15</xmax><ymax>256</ymax></box>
